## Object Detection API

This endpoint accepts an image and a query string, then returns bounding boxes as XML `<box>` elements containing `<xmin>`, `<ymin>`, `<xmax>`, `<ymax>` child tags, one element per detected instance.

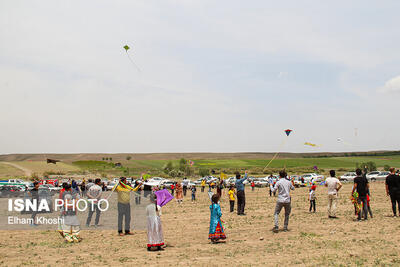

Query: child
<box><xmin>170</xmin><ymin>183</ymin><xmax>175</xmax><ymax>195</ymax></box>
<box><xmin>191</xmin><ymin>185</ymin><xmax>197</xmax><ymax>202</ymax></box>
<box><xmin>308</xmin><ymin>185</ymin><xmax>316</xmax><ymax>213</ymax></box>
<box><xmin>59</xmin><ymin>184</ymin><xmax>82</xmax><ymax>243</ymax></box>
<box><xmin>175</xmin><ymin>183</ymin><xmax>183</xmax><ymax>204</ymax></box>
<box><xmin>146</xmin><ymin>194</ymin><xmax>164</xmax><ymax>251</ymax></box>
<box><xmin>251</xmin><ymin>180</ymin><xmax>255</xmax><ymax>191</ymax></box>
<box><xmin>228</xmin><ymin>186</ymin><xmax>236</xmax><ymax>212</ymax></box>
<box><xmin>209</xmin><ymin>194</ymin><xmax>226</xmax><ymax>243</ymax></box>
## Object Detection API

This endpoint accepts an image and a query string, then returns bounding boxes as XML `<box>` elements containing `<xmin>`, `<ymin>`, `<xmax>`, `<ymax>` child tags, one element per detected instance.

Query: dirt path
<box><xmin>0</xmin><ymin>162</ymin><xmax>32</xmax><ymax>176</ymax></box>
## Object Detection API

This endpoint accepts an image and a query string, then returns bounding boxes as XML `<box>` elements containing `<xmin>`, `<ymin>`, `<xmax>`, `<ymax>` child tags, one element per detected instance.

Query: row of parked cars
<box><xmin>339</xmin><ymin>171</ymin><xmax>391</xmax><ymax>182</ymax></box>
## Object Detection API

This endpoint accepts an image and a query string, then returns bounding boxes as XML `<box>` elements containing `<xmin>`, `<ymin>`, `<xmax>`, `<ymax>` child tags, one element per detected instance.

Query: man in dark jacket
<box><xmin>351</xmin><ymin>169</ymin><xmax>369</xmax><ymax>221</ymax></box>
<box><xmin>386</xmin><ymin>167</ymin><xmax>400</xmax><ymax>217</ymax></box>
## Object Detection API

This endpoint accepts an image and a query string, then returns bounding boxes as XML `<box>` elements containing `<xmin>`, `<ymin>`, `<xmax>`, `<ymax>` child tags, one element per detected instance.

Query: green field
<box><xmin>2</xmin><ymin>155</ymin><xmax>399</xmax><ymax>178</ymax></box>
<box><xmin>72</xmin><ymin>155</ymin><xmax>400</xmax><ymax>177</ymax></box>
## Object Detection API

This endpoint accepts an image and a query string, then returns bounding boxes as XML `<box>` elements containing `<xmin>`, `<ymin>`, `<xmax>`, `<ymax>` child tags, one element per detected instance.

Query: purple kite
<box><xmin>154</xmin><ymin>189</ymin><xmax>174</xmax><ymax>207</ymax></box>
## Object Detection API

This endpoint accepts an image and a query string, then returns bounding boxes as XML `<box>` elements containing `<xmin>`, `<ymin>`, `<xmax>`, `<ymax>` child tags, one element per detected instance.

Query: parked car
<box><xmin>223</xmin><ymin>177</ymin><xmax>236</xmax><ymax>187</ymax></box>
<box><xmin>375</xmin><ymin>171</ymin><xmax>390</xmax><ymax>181</ymax></box>
<box><xmin>144</xmin><ymin>177</ymin><xmax>165</xmax><ymax>187</ymax></box>
<box><xmin>0</xmin><ymin>185</ymin><xmax>23</xmax><ymax>197</ymax></box>
<box><xmin>291</xmin><ymin>175</ymin><xmax>305</xmax><ymax>187</ymax></box>
<box><xmin>302</xmin><ymin>173</ymin><xmax>324</xmax><ymax>183</ymax></box>
<box><xmin>339</xmin><ymin>172</ymin><xmax>357</xmax><ymax>182</ymax></box>
<box><xmin>40</xmin><ymin>184</ymin><xmax>62</xmax><ymax>192</ymax></box>
<box><xmin>366</xmin><ymin>171</ymin><xmax>381</xmax><ymax>181</ymax></box>
<box><xmin>253</xmin><ymin>177</ymin><xmax>269</xmax><ymax>187</ymax></box>
<box><xmin>205</xmin><ymin>176</ymin><xmax>218</xmax><ymax>184</ymax></box>
<box><xmin>107</xmin><ymin>182</ymin><xmax>117</xmax><ymax>191</ymax></box>
<box><xmin>162</xmin><ymin>180</ymin><xmax>175</xmax><ymax>187</ymax></box>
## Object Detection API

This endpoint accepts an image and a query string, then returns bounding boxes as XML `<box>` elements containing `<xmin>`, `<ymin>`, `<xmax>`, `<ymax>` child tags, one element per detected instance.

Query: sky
<box><xmin>0</xmin><ymin>0</ymin><xmax>399</xmax><ymax>154</ymax></box>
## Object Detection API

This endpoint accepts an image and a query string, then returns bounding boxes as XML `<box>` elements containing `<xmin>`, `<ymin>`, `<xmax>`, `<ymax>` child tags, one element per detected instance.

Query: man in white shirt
<box><xmin>325</xmin><ymin>170</ymin><xmax>342</xmax><ymax>218</ymax></box>
<box><xmin>272</xmin><ymin>171</ymin><xmax>295</xmax><ymax>232</ymax></box>
<box><xmin>86</xmin><ymin>178</ymin><xmax>103</xmax><ymax>227</ymax></box>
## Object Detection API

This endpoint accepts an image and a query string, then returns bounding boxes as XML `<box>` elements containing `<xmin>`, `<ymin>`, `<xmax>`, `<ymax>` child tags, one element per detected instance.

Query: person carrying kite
<box><xmin>146</xmin><ymin>194</ymin><xmax>164</xmax><ymax>251</ymax></box>
<box><xmin>113</xmin><ymin>177</ymin><xmax>142</xmax><ymax>236</ymax></box>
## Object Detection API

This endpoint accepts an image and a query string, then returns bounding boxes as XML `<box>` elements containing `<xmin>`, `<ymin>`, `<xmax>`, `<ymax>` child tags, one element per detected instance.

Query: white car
<box><xmin>339</xmin><ymin>172</ymin><xmax>357</xmax><ymax>182</ymax></box>
<box><xmin>39</xmin><ymin>184</ymin><xmax>61</xmax><ymax>193</ymax></box>
<box><xmin>375</xmin><ymin>171</ymin><xmax>390</xmax><ymax>181</ymax></box>
<box><xmin>160</xmin><ymin>179</ymin><xmax>172</xmax><ymax>185</ymax></box>
<box><xmin>193</xmin><ymin>178</ymin><xmax>206</xmax><ymax>185</ymax></box>
<box><xmin>144</xmin><ymin>177</ymin><xmax>165</xmax><ymax>187</ymax></box>
<box><xmin>253</xmin><ymin>177</ymin><xmax>269</xmax><ymax>187</ymax></box>
<box><xmin>205</xmin><ymin>176</ymin><xmax>218</xmax><ymax>184</ymax></box>
<box><xmin>107</xmin><ymin>182</ymin><xmax>117</xmax><ymax>191</ymax></box>
<box><xmin>291</xmin><ymin>175</ymin><xmax>305</xmax><ymax>187</ymax></box>
<box><xmin>302</xmin><ymin>173</ymin><xmax>324</xmax><ymax>183</ymax></box>
<box><xmin>366</xmin><ymin>171</ymin><xmax>381</xmax><ymax>181</ymax></box>
<box><xmin>224</xmin><ymin>177</ymin><xmax>236</xmax><ymax>187</ymax></box>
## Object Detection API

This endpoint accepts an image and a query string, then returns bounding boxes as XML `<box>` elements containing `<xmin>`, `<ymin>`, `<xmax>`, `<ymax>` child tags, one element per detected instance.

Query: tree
<box><xmin>179</xmin><ymin>158</ymin><xmax>187</xmax><ymax>171</ymax></box>
<box><xmin>384</xmin><ymin>165</ymin><xmax>390</xmax><ymax>171</ymax></box>
<box><xmin>109</xmin><ymin>157</ymin><xmax>113</xmax><ymax>161</ymax></box>
<box><xmin>356</xmin><ymin>161</ymin><xmax>377</xmax><ymax>172</ymax></box>
<box><xmin>184</xmin><ymin>166</ymin><xmax>193</xmax><ymax>176</ymax></box>
<box><xmin>163</xmin><ymin>161</ymin><xmax>174</xmax><ymax>174</ymax></box>
<box><xmin>199</xmin><ymin>168</ymin><xmax>210</xmax><ymax>177</ymax></box>
<box><xmin>126</xmin><ymin>156</ymin><xmax>132</xmax><ymax>161</ymax></box>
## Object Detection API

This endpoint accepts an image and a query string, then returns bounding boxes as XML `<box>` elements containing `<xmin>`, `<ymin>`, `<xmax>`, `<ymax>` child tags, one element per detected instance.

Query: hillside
<box><xmin>0</xmin><ymin>151</ymin><xmax>399</xmax><ymax>162</ymax></box>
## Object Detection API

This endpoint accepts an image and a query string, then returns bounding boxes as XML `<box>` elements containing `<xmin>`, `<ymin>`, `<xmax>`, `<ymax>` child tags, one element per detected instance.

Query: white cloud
<box><xmin>379</xmin><ymin>75</ymin><xmax>400</xmax><ymax>93</ymax></box>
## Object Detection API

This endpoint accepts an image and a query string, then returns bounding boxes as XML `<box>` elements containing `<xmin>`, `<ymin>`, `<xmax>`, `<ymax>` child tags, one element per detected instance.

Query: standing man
<box><xmin>115</xmin><ymin>177</ymin><xmax>141</xmax><ymax>236</ymax></box>
<box><xmin>325</xmin><ymin>170</ymin><xmax>342</xmax><ymax>218</ymax></box>
<box><xmin>30</xmin><ymin>181</ymin><xmax>40</xmax><ymax>226</ymax></box>
<box><xmin>201</xmin><ymin>179</ymin><xmax>206</xmax><ymax>192</ymax></box>
<box><xmin>182</xmin><ymin>178</ymin><xmax>189</xmax><ymax>197</ymax></box>
<box><xmin>351</xmin><ymin>169</ymin><xmax>369</xmax><ymax>221</ymax></box>
<box><xmin>272</xmin><ymin>171</ymin><xmax>294</xmax><ymax>232</ymax></box>
<box><xmin>86</xmin><ymin>179</ymin><xmax>94</xmax><ymax>193</ymax></box>
<box><xmin>385</xmin><ymin>167</ymin><xmax>400</xmax><ymax>217</ymax></box>
<box><xmin>235</xmin><ymin>171</ymin><xmax>248</xmax><ymax>215</ymax></box>
<box><xmin>86</xmin><ymin>178</ymin><xmax>103</xmax><ymax>227</ymax></box>
<box><xmin>268</xmin><ymin>174</ymin><xmax>274</xmax><ymax>197</ymax></box>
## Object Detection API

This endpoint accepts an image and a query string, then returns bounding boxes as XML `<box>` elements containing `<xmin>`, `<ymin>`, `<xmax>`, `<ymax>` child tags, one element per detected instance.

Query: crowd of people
<box><xmin>25</xmin><ymin>166</ymin><xmax>400</xmax><ymax>249</ymax></box>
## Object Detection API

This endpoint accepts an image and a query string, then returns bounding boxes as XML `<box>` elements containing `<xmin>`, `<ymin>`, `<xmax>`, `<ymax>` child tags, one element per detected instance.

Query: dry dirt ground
<box><xmin>0</xmin><ymin>182</ymin><xmax>399</xmax><ymax>266</ymax></box>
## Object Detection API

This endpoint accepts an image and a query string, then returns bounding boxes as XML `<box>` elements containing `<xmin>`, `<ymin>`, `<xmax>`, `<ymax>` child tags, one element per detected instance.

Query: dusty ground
<box><xmin>0</xmin><ymin>182</ymin><xmax>399</xmax><ymax>266</ymax></box>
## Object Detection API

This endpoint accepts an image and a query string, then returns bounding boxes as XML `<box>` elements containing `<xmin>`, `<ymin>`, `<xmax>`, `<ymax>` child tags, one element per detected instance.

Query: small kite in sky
<box><xmin>123</xmin><ymin>44</ymin><xmax>141</xmax><ymax>72</ymax></box>
<box><xmin>284</xmin><ymin>129</ymin><xmax>292</xmax><ymax>136</ymax></box>
<box><xmin>304</xmin><ymin>142</ymin><xmax>320</xmax><ymax>147</ymax></box>
<box><xmin>337</xmin><ymin>138</ymin><xmax>352</xmax><ymax>146</ymax></box>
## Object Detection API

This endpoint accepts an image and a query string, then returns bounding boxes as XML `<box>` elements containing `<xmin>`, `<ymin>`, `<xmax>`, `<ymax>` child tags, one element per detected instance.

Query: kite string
<box><xmin>126</xmin><ymin>52</ymin><xmax>141</xmax><ymax>72</ymax></box>
<box><xmin>263</xmin><ymin>136</ymin><xmax>288</xmax><ymax>171</ymax></box>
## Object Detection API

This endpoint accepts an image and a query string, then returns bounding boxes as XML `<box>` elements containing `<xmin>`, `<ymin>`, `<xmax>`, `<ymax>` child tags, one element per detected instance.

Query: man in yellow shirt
<box><xmin>228</xmin><ymin>185</ymin><xmax>236</xmax><ymax>212</ymax></box>
<box><xmin>114</xmin><ymin>177</ymin><xmax>141</xmax><ymax>236</ymax></box>
<box><xmin>201</xmin><ymin>179</ymin><xmax>206</xmax><ymax>192</ymax></box>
